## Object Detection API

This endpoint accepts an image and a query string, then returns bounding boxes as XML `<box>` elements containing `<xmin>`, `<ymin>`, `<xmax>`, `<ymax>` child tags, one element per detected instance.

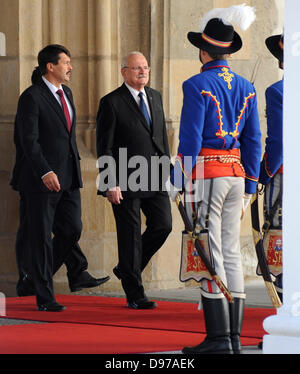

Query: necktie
<box><xmin>138</xmin><ymin>92</ymin><xmax>151</xmax><ymax>127</ymax></box>
<box><xmin>56</xmin><ymin>89</ymin><xmax>72</xmax><ymax>132</ymax></box>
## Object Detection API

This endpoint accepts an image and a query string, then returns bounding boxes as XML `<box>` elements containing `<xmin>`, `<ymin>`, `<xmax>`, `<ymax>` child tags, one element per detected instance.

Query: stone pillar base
<box><xmin>263</xmin><ymin>334</ymin><xmax>300</xmax><ymax>354</ymax></box>
<box><xmin>263</xmin><ymin>306</ymin><xmax>300</xmax><ymax>354</ymax></box>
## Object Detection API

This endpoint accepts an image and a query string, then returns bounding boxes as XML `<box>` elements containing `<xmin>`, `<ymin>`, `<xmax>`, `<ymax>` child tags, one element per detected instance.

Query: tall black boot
<box><xmin>229</xmin><ymin>297</ymin><xmax>245</xmax><ymax>354</ymax></box>
<box><xmin>182</xmin><ymin>296</ymin><xmax>233</xmax><ymax>354</ymax></box>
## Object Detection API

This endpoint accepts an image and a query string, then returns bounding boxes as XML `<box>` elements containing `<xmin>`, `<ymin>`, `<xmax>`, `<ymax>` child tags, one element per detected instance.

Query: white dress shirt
<box><xmin>41</xmin><ymin>76</ymin><xmax>74</xmax><ymax>180</ymax></box>
<box><xmin>42</xmin><ymin>76</ymin><xmax>74</xmax><ymax>124</ymax></box>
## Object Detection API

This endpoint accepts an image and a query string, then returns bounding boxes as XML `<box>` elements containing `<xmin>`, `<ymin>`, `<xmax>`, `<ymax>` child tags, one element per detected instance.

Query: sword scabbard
<box><xmin>265</xmin><ymin>281</ymin><xmax>282</xmax><ymax>309</ymax></box>
<box><xmin>174</xmin><ymin>193</ymin><xmax>234</xmax><ymax>303</ymax></box>
<box><xmin>250</xmin><ymin>192</ymin><xmax>283</xmax><ymax>309</ymax></box>
<box><xmin>212</xmin><ymin>275</ymin><xmax>234</xmax><ymax>304</ymax></box>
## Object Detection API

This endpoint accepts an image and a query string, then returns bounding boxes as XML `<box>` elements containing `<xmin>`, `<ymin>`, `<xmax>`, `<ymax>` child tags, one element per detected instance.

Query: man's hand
<box><xmin>42</xmin><ymin>172</ymin><xmax>61</xmax><ymax>192</ymax></box>
<box><xmin>106</xmin><ymin>186</ymin><xmax>123</xmax><ymax>204</ymax></box>
<box><xmin>165</xmin><ymin>179</ymin><xmax>181</xmax><ymax>201</ymax></box>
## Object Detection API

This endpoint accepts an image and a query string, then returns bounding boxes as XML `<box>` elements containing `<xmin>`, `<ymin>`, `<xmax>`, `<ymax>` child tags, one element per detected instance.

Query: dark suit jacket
<box><xmin>96</xmin><ymin>83</ymin><xmax>170</xmax><ymax>198</ymax></box>
<box><xmin>10</xmin><ymin>79</ymin><xmax>82</xmax><ymax>192</ymax></box>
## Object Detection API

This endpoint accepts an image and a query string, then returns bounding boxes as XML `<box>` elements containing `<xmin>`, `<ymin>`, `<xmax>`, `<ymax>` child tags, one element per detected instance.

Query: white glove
<box><xmin>241</xmin><ymin>193</ymin><xmax>252</xmax><ymax>219</ymax></box>
<box><xmin>243</xmin><ymin>193</ymin><xmax>252</xmax><ymax>210</ymax></box>
<box><xmin>165</xmin><ymin>178</ymin><xmax>181</xmax><ymax>201</ymax></box>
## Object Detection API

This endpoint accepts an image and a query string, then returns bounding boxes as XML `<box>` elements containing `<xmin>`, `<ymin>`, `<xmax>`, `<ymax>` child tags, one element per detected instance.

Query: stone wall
<box><xmin>0</xmin><ymin>0</ymin><xmax>284</xmax><ymax>297</ymax></box>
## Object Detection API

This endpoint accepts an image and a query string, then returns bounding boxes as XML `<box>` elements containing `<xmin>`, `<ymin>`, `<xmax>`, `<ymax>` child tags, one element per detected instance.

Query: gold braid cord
<box><xmin>202</xmin><ymin>154</ymin><xmax>245</xmax><ymax>173</ymax></box>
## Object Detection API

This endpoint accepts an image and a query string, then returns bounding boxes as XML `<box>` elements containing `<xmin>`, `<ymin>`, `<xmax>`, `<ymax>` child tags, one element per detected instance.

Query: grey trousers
<box><xmin>196</xmin><ymin>177</ymin><xmax>246</xmax><ymax>299</ymax></box>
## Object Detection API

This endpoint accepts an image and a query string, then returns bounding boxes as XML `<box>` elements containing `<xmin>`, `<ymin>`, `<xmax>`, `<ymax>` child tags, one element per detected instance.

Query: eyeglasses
<box><xmin>123</xmin><ymin>66</ymin><xmax>151</xmax><ymax>71</ymax></box>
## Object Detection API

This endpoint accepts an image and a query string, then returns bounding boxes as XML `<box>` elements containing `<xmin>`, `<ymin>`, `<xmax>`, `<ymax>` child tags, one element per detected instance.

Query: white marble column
<box><xmin>263</xmin><ymin>0</ymin><xmax>300</xmax><ymax>354</ymax></box>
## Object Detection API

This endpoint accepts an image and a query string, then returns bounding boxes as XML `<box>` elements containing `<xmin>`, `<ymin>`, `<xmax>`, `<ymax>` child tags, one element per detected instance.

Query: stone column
<box><xmin>0</xmin><ymin>0</ymin><xmax>44</xmax><ymax>296</ymax></box>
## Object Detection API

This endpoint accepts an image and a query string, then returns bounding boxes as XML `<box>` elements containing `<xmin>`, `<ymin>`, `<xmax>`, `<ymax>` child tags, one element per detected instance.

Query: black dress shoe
<box><xmin>16</xmin><ymin>274</ymin><xmax>35</xmax><ymax>297</ymax></box>
<box><xmin>113</xmin><ymin>266</ymin><xmax>121</xmax><ymax>279</ymax></box>
<box><xmin>69</xmin><ymin>271</ymin><xmax>110</xmax><ymax>292</ymax></box>
<box><xmin>37</xmin><ymin>302</ymin><xmax>66</xmax><ymax>312</ymax></box>
<box><xmin>127</xmin><ymin>298</ymin><xmax>157</xmax><ymax>310</ymax></box>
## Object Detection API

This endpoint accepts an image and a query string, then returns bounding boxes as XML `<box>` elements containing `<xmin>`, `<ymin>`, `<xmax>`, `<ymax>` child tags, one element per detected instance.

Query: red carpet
<box><xmin>0</xmin><ymin>295</ymin><xmax>274</xmax><ymax>354</ymax></box>
<box><xmin>0</xmin><ymin>323</ymin><xmax>261</xmax><ymax>354</ymax></box>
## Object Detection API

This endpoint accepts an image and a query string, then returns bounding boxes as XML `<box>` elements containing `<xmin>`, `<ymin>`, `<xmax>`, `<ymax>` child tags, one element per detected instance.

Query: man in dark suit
<box><xmin>13</xmin><ymin>194</ymin><xmax>109</xmax><ymax>296</ymax></box>
<box><xmin>12</xmin><ymin>69</ymin><xmax>110</xmax><ymax>297</ymax></box>
<box><xmin>11</xmin><ymin>44</ymin><xmax>108</xmax><ymax>311</ymax></box>
<box><xmin>96</xmin><ymin>51</ymin><xmax>172</xmax><ymax>309</ymax></box>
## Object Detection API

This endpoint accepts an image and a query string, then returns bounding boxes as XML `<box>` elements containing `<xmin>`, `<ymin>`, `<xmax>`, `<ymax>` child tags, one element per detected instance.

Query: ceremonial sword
<box><xmin>250</xmin><ymin>191</ymin><xmax>282</xmax><ymax>308</ymax></box>
<box><xmin>175</xmin><ymin>193</ymin><xmax>234</xmax><ymax>303</ymax></box>
<box><xmin>250</xmin><ymin>55</ymin><xmax>262</xmax><ymax>86</ymax></box>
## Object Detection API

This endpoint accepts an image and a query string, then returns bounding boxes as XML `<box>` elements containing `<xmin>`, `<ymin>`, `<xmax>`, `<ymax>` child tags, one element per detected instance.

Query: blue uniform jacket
<box><xmin>259</xmin><ymin>79</ymin><xmax>283</xmax><ymax>185</ymax></box>
<box><xmin>170</xmin><ymin>60</ymin><xmax>261</xmax><ymax>194</ymax></box>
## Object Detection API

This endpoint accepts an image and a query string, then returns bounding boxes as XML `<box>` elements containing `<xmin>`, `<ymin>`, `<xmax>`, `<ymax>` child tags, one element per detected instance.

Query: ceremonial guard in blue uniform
<box><xmin>259</xmin><ymin>34</ymin><xmax>284</xmax><ymax>300</ymax></box>
<box><xmin>168</xmin><ymin>5</ymin><xmax>261</xmax><ymax>354</ymax></box>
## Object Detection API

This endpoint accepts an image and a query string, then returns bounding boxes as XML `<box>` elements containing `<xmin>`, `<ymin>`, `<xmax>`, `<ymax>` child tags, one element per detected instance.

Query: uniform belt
<box><xmin>193</xmin><ymin>147</ymin><xmax>246</xmax><ymax>179</ymax></box>
<box><xmin>202</xmin><ymin>154</ymin><xmax>245</xmax><ymax>172</ymax></box>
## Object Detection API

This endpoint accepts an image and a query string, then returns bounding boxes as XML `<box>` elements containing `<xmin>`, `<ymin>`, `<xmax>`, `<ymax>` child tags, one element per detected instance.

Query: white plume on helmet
<box><xmin>199</xmin><ymin>3</ymin><xmax>256</xmax><ymax>32</ymax></box>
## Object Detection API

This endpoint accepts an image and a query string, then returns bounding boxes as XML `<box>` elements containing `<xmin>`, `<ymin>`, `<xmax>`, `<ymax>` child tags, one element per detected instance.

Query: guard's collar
<box><xmin>201</xmin><ymin>59</ymin><xmax>229</xmax><ymax>73</ymax></box>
